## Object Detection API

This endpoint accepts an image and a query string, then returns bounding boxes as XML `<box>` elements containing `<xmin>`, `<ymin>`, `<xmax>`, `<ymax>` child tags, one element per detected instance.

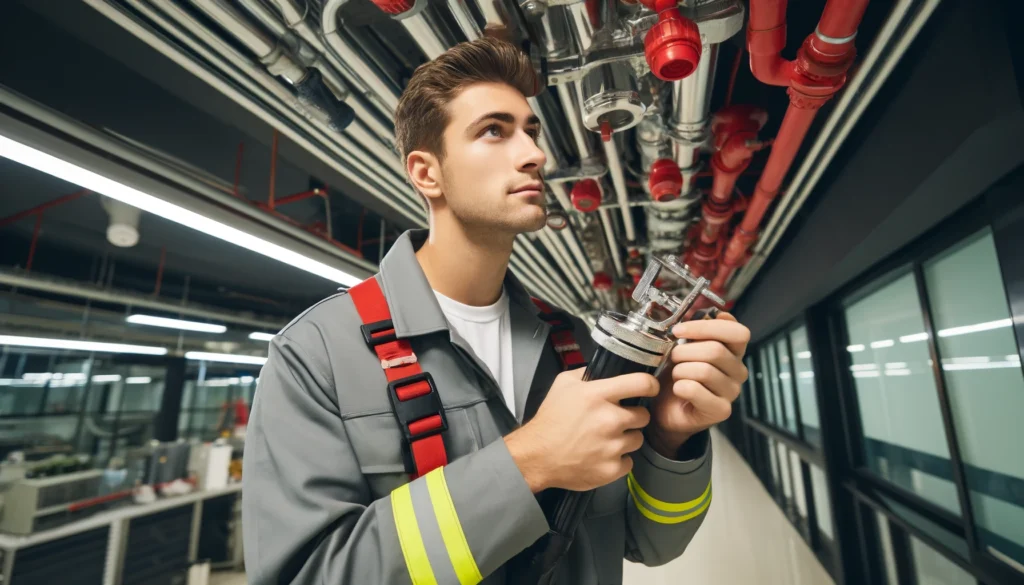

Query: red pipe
<box><xmin>724</xmin><ymin>46</ymin><xmax>745</xmax><ymax>107</ymax></box>
<box><xmin>711</xmin><ymin>0</ymin><xmax>868</xmax><ymax>293</ymax></box>
<box><xmin>26</xmin><ymin>213</ymin><xmax>43</xmax><ymax>272</ymax></box>
<box><xmin>0</xmin><ymin>189</ymin><xmax>90</xmax><ymax>228</ymax></box>
<box><xmin>273</xmin><ymin>189</ymin><xmax>324</xmax><ymax>207</ymax></box>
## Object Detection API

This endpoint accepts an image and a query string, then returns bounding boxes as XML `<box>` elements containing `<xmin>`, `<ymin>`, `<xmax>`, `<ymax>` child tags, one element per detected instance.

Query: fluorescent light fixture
<box><xmin>847</xmin><ymin>344</ymin><xmax>865</xmax><ymax>353</ymax></box>
<box><xmin>853</xmin><ymin>371</ymin><xmax>880</xmax><ymax>378</ymax></box>
<box><xmin>798</xmin><ymin>371</ymin><xmax>815</xmax><ymax>379</ymax></box>
<box><xmin>938</xmin><ymin>318</ymin><xmax>1012</xmax><ymax>338</ymax></box>
<box><xmin>0</xmin><ymin>334</ymin><xmax>167</xmax><ymax>355</ymax></box>
<box><xmin>1009</xmin><ymin>354</ymin><xmax>1021</xmax><ymax>362</ymax></box>
<box><xmin>91</xmin><ymin>374</ymin><xmax>123</xmax><ymax>383</ymax></box>
<box><xmin>0</xmin><ymin>135</ymin><xmax>361</xmax><ymax>287</ymax></box>
<box><xmin>126</xmin><ymin>376</ymin><xmax>152</xmax><ymax>384</ymax></box>
<box><xmin>850</xmin><ymin>364</ymin><xmax>878</xmax><ymax>372</ymax></box>
<box><xmin>778</xmin><ymin>372</ymin><xmax>791</xmax><ymax>380</ymax></box>
<box><xmin>796</xmin><ymin>351</ymin><xmax>812</xmax><ymax>359</ymax></box>
<box><xmin>900</xmin><ymin>332</ymin><xmax>929</xmax><ymax>343</ymax></box>
<box><xmin>240</xmin><ymin>376</ymin><xmax>255</xmax><ymax>383</ymax></box>
<box><xmin>185</xmin><ymin>351</ymin><xmax>267</xmax><ymax>365</ymax></box>
<box><xmin>884</xmin><ymin>362</ymin><xmax>908</xmax><ymax>369</ymax></box>
<box><xmin>127</xmin><ymin>314</ymin><xmax>226</xmax><ymax>333</ymax></box>
<box><xmin>202</xmin><ymin>377</ymin><xmax>241</xmax><ymax>386</ymax></box>
<box><xmin>944</xmin><ymin>356</ymin><xmax>990</xmax><ymax>365</ymax></box>
<box><xmin>942</xmin><ymin>361</ymin><xmax>1021</xmax><ymax>371</ymax></box>
<box><xmin>870</xmin><ymin>339</ymin><xmax>895</xmax><ymax>349</ymax></box>
<box><xmin>885</xmin><ymin>369</ymin><xmax>912</xmax><ymax>377</ymax></box>
<box><xmin>248</xmin><ymin>332</ymin><xmax>276</xmax><ymax>342</ymax></box>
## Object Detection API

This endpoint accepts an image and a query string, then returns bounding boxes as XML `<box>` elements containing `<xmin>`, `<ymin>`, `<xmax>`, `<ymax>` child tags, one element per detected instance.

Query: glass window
<box><xmin>843</xmin><ymin>271</ymin><xmax>961</xmax><ymax>515</ymax></box>
<box><xmin>776</xmin><ymin>338</ymin><xmax>798</xmax><ymax>434</ymax></box>
<box><xmin>790</xmin><ymin>326</ymin><xmax>821</xmax><ymax>446</ymax></box>
<box><xmin>760</xmin><ymin>347</ymin><xmax>776</xmax><ymax>424</ymax></box>
<box><xmin>790</xmin><ymin>451</ymin><xmax>808</xmax><ymax>521</ymax></box>
<box><xmin>875</xmin><ymin>511</ymin><xmax>900</xmax><ymax>585</ymax></box>
<box><xmin>745</xmin><ymin>356</ymin><xmax>760</xmax><ymax>418</ymax></box>
<box><xmin>811</xmin><ymin>464</ymin><xmax>834</xmax><ymax>540</ymax></box>
<box><xmin>767</xmin><ymin>344</ymin><xmax>786</xmax><ymax>428</ymax></box>
<box><xmin>769</xmin><ymin>438</ymin><xmax>780</xmax><ymax>492</ymax></box>
<box><xmin>777</xmin><ymin>442</ymin><xmax>793</xmax><ymax>502</ymax></box>
<box><xmin>910</xmin><ymin>535</ymin><xmax>977</xmax><ymax>585</ymax></box>
<box><xmin>923</xmin><ymin>229</ymin><xmax>1024</xmax><ymax>568</ymax></box>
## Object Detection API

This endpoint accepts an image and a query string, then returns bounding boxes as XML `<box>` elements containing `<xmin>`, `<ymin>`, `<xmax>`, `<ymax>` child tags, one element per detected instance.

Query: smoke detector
<box><xmin>100</xmin><ymin>197</ymin><xmax>141</xmax><ymax>248</ymax></box>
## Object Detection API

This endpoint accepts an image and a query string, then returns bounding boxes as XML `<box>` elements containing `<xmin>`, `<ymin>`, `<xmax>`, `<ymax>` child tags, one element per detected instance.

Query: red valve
<box><xmin>368</xmin><ymin>0</ymin><xmax>414</xmax><ymax>14</ymax></box>
<box><xmin>570</xmin><ymin>179</ymin><xmax>602</xmax><ymax>213</ymax></box>
<box><xmin>644</xmin><ymin>1</ymin><xmax>702</xmax><ymax>82</ymax></box>
<box><xmin>593</xmin><ymin>272</ymin><xmax>614</xmax><ymax>291</ymax></box>
<box><xmin>600</xmin><ymin>120</ymin><xmax>613</xmax><ymax>142</ymax></box>
<box><xmin>648</xmin><ymin>159</ymin><xmax>683</xmax><ymax>202</ymax></box>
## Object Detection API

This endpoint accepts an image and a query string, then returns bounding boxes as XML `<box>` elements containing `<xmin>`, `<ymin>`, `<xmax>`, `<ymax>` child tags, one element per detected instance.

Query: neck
<box><xmin>416</xmin><ymin>214</ymin><xmax>515</xmax><ymax>306</ymax></box>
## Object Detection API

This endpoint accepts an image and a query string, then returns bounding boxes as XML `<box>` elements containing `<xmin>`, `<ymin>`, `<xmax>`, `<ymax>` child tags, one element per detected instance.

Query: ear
<box><xmin>407</xmin><ymin>150</ymin><xmax>444</xmax><ymax>203</ymax></box>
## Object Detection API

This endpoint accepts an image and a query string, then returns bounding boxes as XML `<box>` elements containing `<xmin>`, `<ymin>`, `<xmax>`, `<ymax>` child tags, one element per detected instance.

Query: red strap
<box><xmin>531</xmin><ymin>298</ymin><xmax>587</xmax><ymax>370</ymax></box>
<box><xmin>350</xmin><ymin>277</ymin><xmax>447</xmax><ymax>479</ymax></box>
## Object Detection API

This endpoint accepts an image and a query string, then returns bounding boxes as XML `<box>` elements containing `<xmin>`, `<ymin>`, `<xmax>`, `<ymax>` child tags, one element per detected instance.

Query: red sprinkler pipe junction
<box><xmin>711</xmin><ymin>0</ymin><xmax>870</xmax><ymax>294</ymax></box>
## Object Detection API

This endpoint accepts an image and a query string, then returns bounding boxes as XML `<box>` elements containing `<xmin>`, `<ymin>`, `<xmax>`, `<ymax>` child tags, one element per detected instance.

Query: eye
<box><xmin>527</xmin><ymin>128</ymin><xmax>542</xmax><ymax>142</ymax></box>
<box><xmin>482</xmin><ymin>124</ymin><xmax>502</xmax><ymax>138</ymax></box>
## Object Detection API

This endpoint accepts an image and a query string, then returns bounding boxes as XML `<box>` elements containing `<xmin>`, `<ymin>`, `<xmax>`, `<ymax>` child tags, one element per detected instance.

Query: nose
<box><xmin>516</xmin><ymin>131</ymin><xmax>547</xmax><ymax>173</ymax></box>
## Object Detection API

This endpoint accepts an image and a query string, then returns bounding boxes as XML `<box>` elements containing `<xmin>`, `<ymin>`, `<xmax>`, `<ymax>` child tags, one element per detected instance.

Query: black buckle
<box><xmin>387</xmin><ymin>372</ymin><xmax>448</xmax><ymax>442</ymax></box>
<box><xmin>360</xmin><ymin>319</ymin><xmax>397</xmax><ymax>347</ymax></box>
<box><xmin>539</xmin><ymin>310</ymin><xmax>575</xmax><ymax>332</ymax></box>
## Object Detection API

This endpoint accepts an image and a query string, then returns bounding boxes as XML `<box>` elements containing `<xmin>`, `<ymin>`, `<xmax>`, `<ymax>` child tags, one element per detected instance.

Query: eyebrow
<box><xmin>467</xmin><ymin>112</ymin><xmax>542</xmax><ymax>133</ymax></box>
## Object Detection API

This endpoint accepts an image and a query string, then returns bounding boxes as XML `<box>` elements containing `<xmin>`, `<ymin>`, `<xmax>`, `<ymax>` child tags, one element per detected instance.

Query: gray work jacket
<box><xmin>243</xmin><ymin>229</ymin><xmax>713</xmax><ymax>585</ymax></box>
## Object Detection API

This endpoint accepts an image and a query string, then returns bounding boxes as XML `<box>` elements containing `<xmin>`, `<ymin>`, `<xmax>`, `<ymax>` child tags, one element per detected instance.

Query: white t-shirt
<box><xmin>433</xmin><ymin>289</ymin><xmax>516</xmax><ymax>416</ymax></box>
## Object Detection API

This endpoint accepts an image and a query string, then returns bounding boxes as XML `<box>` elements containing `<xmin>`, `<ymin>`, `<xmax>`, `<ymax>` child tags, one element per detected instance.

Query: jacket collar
<box><xmin>376</xmin><ymin>229</ymin><xmax>543</xmax><ymax>339</ymax></box>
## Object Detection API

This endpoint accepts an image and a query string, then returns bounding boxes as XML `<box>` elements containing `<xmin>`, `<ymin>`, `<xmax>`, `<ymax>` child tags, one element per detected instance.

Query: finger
<box><xmin>617</xmin><ymin>455</ymin><xmax>635</xmax><ymax>480</ymax></box>
<box><xmin>672</xmin><ymin>362</ymin><xmax>741</xmax><ymax>402</ymax></box>
<box><xmin>674</xmin><ymin>379</ymin><xmax>733</xmax><ymax>420</ymax></box>
<box><xmin>598</xmin><ymin>372</ymin><xmax>660</xmax><ymax>402</ymax></box>
<box><xmin>617</xmin><ymin>405</ymin><xmax>652</xmax><ymax>430</ymax></box>
<box><xmin>620</xmin><ymin>429</ymin><xmax>645</xmax><ymax>454</ymax></box>
<box><xmin>670</xmin><ymin>341</ymin><xmax>748</xmax><ymax>382</ymax></box>
<box><xmin>671</xmin><ymin>316</ymin><xmax>750</xmax><ymax>358</ymax></box>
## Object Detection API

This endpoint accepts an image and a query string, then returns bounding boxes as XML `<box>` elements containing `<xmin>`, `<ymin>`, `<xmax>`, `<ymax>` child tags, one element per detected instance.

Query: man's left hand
<box><xmin>648</xmin><ymin>313</ymin><xmax>751</xmax><ymax>458</ymax></box>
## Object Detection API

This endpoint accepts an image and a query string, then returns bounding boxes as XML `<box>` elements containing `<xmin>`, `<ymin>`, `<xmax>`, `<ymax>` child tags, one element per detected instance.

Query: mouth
<box><xmin>509</xmin><ymin>182</ymin><xmax>544</xmax><ymax>200</ymax></box>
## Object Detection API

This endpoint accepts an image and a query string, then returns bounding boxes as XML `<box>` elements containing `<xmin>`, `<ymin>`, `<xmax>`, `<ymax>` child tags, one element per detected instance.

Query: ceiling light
<box><xmin>796</xmin><ymin>351</ymin><xmax>812</xmax><ymax>359</ymax></box>
<box><xmin>185</xmin><ymin>351</ymin><xmax>267</xmax><ymax>365</ymax></box>
<box><xmin>248</xmin><ymin>332</ymin><xmax>276</xmax><ymax>342</ymax></box>
<box><xmin>127</xmin><ymin>314</ymin><xmax>226</xmax><ymax>333</ymax></box>
<box><xmin>126</xmin><ymin>376</ymin><xmax>152</xmax><ymax>384</ymax></box>
<box><xmin>938</xmin><ymin>318</ymin><xmax>1013</xmax><ymax>338</ymax></box>
<box><xmin>0</xmin><ymin>135</ymin><xmax>361</xmax><ymax>287</ymax></box>
<box><xmin>240</xmin><ymin>376</ymin><xmax>255</xmax><ymax>383</ymax></box>
<box><xmin>853</xmin><ymin>371</ymin><xmax>880</xmax><ymax>378</ymax></box>
<box><xmin>884</xmin><ymin>362</ymin><xmax>908</xmax><ymax>369</ymax></box>
<box><xmin>778</xmin><ymin>372</ymin><xmax>791</xmax><ymax>380</ymax></box>
<box><xmin>798</xmin><ymin>371</ymin><xmax>814</xmax><ymax>379</ymax></box>
<box><xmin>850</xmin><ymin>364</ymin><xmax>878</xmax><ymax>371</ymax></box>
<box><xmin>885</xmin><ymin>369</ymin><xmax>912</xmax><ymax>376</ymax></box>
<box><xmin>900</xmin><ymin>333</ymin><xmax>929</xmax><ymax>343</ymax></box>
<box><xmin>944</xmin><ymin>356</ymin><xmax>990</xmax><ymax>365</ymax></box>
<box><xmin>0</xmin><ymin>334</ymin><xmax>167</xmax><ymax>356</ymax></box>
<box><xmin>870</xmin><ymin>339</ymin><xmax>895</xmax><ymax>349</ymax></box>
<box><xmin>847</xmin><ymin>344</ymin><xmax>865</xmax><ymax>353</ymax></box>
<box><xmin>91</xmin><ymin>374</ymin><xmax>123</xmax><ymax>383</ymax></box>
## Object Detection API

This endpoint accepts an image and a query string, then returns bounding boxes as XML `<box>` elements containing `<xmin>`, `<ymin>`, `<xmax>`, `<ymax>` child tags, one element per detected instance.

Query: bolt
<box><xmin>521</xmin><ymin>0</ymin><xmax>546</xmax><ymax>17</ymax></box>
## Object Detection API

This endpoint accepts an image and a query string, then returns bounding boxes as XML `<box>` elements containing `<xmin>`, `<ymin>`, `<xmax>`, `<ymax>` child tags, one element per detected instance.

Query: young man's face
<box><xmin>435</xmin><ymin>82</ymin><xmax>548</xmax><ymax>235</ymax></box>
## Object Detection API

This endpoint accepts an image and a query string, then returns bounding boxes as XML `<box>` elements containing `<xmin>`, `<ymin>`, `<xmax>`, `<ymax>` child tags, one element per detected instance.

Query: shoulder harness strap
<box><xmin>531</xmin><ymin>298</ymin><xmax>587</xmax><ymax>371</ymax></box>
<box><xmin>349</xmin><ymin>277</ymin><xmax>448</xmax><ymax>479</ymax></box>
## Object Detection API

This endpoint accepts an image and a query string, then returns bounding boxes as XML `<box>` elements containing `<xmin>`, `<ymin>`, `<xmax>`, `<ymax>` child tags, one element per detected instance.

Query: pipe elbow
<box><xmin>749</xmin><ymin>54</ymin><xmax>794</xmax><ymax>87</ymax></box>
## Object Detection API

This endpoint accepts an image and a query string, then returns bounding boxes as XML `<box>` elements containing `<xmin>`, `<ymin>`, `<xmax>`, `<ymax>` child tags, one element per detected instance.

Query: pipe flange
<box><xmin>689</xmin><ymin>0</ymin><xmax>746</xmax><ymax>45</ymax></box>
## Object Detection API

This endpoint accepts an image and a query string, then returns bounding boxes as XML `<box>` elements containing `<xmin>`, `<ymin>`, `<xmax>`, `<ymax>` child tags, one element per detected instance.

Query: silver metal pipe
<box><xmin>559</xmin><ymin>225</ymin><xmax>595</xmax><ymax>282</ymax></box>
<box><xmin>0</xmin><ymin>271</ymin><xmax>286</xmax><ymax>330</ymax></box>
<box><xmin>474</xmin><ymin>0</ymin><xmax>506</xmax><ymax>27</ymax></box>
<box><xmin>602</xmin><ymin>138</ymin><xmax>636</xmax><ymax>242</ymax></box>
<box><xmin>90</xmin><ymin>0</ymin><xmax>424</xmax><ymax>226</ymax></box>
<box><xmin>670</xmin><ymin>43</ymin><xmax>719</xmax><ymax>173</ymax></box>
<box><xmin>0</xmin><ymin>86</ymin><xmax>379</xmax><ymax>273</ymax></box>
<box><xmin>556</xmin><ymin>82</ymin><xmax>594</xmax><ymax>159</ymax></box>
<box><xmin>448</xmin><ymin>0</ymin><xmax>482</xmax><ymax>39</ymax></box>
<box><xmin>269</xmin><ymin>0</ymin><xmax>398</xmax><ymax>123</ymax></box>
<box><xmin>567</xmin><ymin>2</ymin><xmax>595</xmax><ymax>52</ymax></box>
<box><xmin>598</xmin><ymin>207</ymin><xmax>624</xmax><ymax>277</ymax></box>
<box><xmin>136</xmin><ymin>0</ymin><xmax>424</xmax><ymax>220</ymax></box>
<box><xmin>510</xmin><ymin>253</ymin><xmax>577</xmax><ymax>310</ymax></box>
<box><xmin>517</xmin><ymin>237</ymin><xmax>581</xmax><ymax>304</ymax></box>
<box><xmin>400</xmin><ymin>8</ymin><xmax>450</xmax><ymax>59</ymax></box>
<box><xmin>321</xmin><ymin>0</ymin><xmax>401</xmax><ymax>111</ymax></box>
<box><xmin>537</xmin><ymin>229</ymin><xmax>592</xmax><ymax>303</ymax></box>
<box><xmin>189</xmin><ymin>0</ymin><xmax>307</xmax><ymax>84</ymax></box>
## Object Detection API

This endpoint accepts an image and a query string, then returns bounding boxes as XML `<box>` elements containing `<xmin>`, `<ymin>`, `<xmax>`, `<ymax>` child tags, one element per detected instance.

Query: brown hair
<box><xmin>394</xmin><ymin>36</ymin><xmax>538</xmax><ymax>165</ymax></box>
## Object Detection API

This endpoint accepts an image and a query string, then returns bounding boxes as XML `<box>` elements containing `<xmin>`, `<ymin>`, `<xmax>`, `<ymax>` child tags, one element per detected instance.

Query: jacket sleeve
<box><xmin>242</xmin><ymin>324</ymin><xmax>550</xmax><ymax>585</ymax></box>
<box><xmin>570</xmin><ymin>315</ymin><xmax>714</xmax><ymax>567</ymax></box>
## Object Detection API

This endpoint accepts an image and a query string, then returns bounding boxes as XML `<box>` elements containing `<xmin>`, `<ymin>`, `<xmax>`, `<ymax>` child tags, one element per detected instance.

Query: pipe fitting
<box><xmin>546</xmin><ymin>208</ymin><xmax>570</xmax><ymax>230</ymax></box>
<box><xmin>368</xmin><ymin>0</ymin><xmax>415</xmax><ymax>14</ymax></box>
<box><xmin>592</xmin><ymin>271</ymin><xmax>614</xmax><ymax>290</ymax></box>
<box><xmin>571</xmin><ymin>179</ymin><xmax>602</xmax><ymax>212</ymax></box>
<box><xmin>581</xmin><ymin>62</ymin><xmax>646</xmax><ymax>134</ymax></box>
<box><xmin>644</xmin><ymin>1</ymin><xmax>702</xmax><ymax>82</ymax></box>
<box><xmin>648</xmin><ymin>159</ymin><xmax>683</xmax><ymax>203</ymax></box>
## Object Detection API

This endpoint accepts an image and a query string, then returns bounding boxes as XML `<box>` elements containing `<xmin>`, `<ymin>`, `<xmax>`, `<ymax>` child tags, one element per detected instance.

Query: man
<box><xmin>243</xmin><ymin>37</ymin><xmax>750</xmax><ymax>584</ymax></box>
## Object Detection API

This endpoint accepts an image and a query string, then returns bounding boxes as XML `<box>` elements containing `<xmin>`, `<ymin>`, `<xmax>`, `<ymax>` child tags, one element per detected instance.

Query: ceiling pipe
<box><xmin>319</xmin><ymin>0</ymin><xmax>402</xmax><ymax>113</ymax></box>
<box><xmin>0</xmin><ymin>270</ymin><xmax>286</xmax><ymax>330</ymax></box>
<box><xmin>712</xmin><ymin>0</ymin><xmax>870</xmax><ymax>294</ymax></box>
<box><xmin>363</xmin><ymin>0</ymin><xmax>453</xmax><ymax>60</ymax></box>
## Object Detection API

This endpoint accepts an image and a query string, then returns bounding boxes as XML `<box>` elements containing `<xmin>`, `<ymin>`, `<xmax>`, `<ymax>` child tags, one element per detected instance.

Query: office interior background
<box><xmin>0</xmin><ymin>0</ymin><xmax>1022</xmax><ymax>583</ymax></box>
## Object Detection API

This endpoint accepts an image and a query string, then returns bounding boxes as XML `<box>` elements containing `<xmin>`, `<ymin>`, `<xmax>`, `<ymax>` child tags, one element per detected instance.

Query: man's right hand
<box><xmin>504</xmin><ymin>369</ymin><xmax>660</xmax><ymax>493</ymax></box>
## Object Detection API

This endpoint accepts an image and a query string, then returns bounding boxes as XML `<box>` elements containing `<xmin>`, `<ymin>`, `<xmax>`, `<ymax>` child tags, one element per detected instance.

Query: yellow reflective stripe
<box><xmin>627</xmin><ymin>475</ymin><xmax>712</xmax><ymax>525</ymax></box>
<box><xmin>426</xmin><ymin>468</ymin><xmax>483</xmax><ymax>585</ymax></box>
<box><xmin>391</xmin><ymin>483</ymin><xmax>438</xmax><ymax>585</ymax></box>
<box><xmin>627</xmin><ymin>471</ymin><xmax>711</xmax><ymax>512</ymax></box>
